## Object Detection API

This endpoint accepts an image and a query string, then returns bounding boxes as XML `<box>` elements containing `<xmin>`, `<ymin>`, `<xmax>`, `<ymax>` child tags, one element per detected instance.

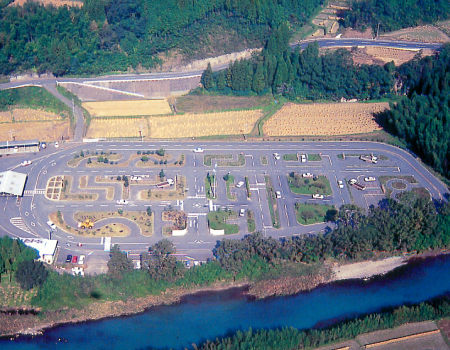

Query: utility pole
<box><xmin>376</xmin><ymin>23</ymin><xmax>380</xmax><ymax>39</ymax></box>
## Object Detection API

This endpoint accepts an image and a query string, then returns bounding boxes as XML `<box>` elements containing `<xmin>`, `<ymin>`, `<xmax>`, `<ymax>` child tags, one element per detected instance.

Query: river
<box><xmin>3</xmin><ymin>255</ymin><xmax>450</xmax><ymax>350</ymax></box>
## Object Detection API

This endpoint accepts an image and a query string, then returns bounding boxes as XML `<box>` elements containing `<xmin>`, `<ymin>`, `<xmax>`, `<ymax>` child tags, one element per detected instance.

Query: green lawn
<box><xmin>224</xmin><ymin>174</ymin><xmax>236</xmax><ymax>200</ymax></box>
<box><xmin>207</xmin><ymin>210</ymin><xmax>239</xmax><ymax>235</ymax></box>
<box><xmin>295</xmin><ymin>203</ymin><xmax>336</xmax><ymax>225</ymax></box>
<box><xmin>204</xmin><ymin>154</ymin><xmax>245</xmax><ymax>167</ymax></box>
<box><xmin>287</xmin><ymin>173</ymin><xmax>332</xmax><ymax>196</ymax></box>
<box><xmin>260</xmin><ymin>156</ymin><xmax>268</xmax><ymax>165</ymax></box>
<box><xmin>205</xmin><ymin>174</ymin><xmax>217</xmax><ymax>199</ymax></box>
<box><xmin>283</xmin><ymin>154</ymin><xmax>298</xmax><ymax>161</ymax></box>
<box><xmin>264</xmin><ymin>176</ymin><xmax>280</xmax><ymax>228</ymax></box>
<box><xmin>247</xmin><ymin>210</ymin><xmax>256</xmax><ymax>233</ymax></box>
<box><xmin>307</xmin><ymin>154</ymin><xmax>322</xmax><ymax>161</ymax></box>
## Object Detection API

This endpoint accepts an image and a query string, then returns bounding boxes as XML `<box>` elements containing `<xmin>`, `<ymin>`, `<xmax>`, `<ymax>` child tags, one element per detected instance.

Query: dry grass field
<box><xmin>0</xmin><ymin>108</ymin><xmax>63</xmax><ymax>123</ymax></box>
<box><xmin>379</xmin><ymin>25</ymin><xmax>450</xmax><ymax>43</ymax></box>
<box><xmin>148</xmin><ymin>110</ymin><xmax>262</xmax><ymax>138</ymax></box>
<box><xmin>436</xmin><ymin>20</ymin><xmax>450</xmax><ymax>37</ymax></box>
<box><xmin>264</xmin><ymin>102</ymin><xmax>387</xmax><ymax>136</ymax></box>
<box><xmin>352</xmin><ymin>47</ymin><xmax>435</xmax><ymax>66</ymax></box>
<box><xmin>83</xmin><ymin>100</ymin><xmax>172</xmax><ymax>117</ymax></box>
<box><xmin>10</xmin><ymin>0</ymin><xmax>82</xmax><ymax>7</ymax></box>
<box><xmin>0</xmin><ymin>120</ymin><xmax>70</xmax><ymax>141</ymax></box>
<box><xmin>86</xmin><ymin>118</ymin><xmax>148</xmax><ymax>138</ymax></box>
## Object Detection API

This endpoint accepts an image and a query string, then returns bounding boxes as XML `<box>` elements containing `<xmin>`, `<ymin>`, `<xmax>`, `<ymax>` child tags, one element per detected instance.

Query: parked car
<box><xmin>54</xmin><ymin>141</ymin><xmax>59</xmax><ymax>148</ymax></box>
<box><xmin>21</xmin><ymin>160</ymin><xmax>32</xmax><ymax>166</ymax></box>
<box><xmin>71</xmin><ymin>256</ymin><xmax>78</xmax><ymax>264</ymax></box>
<box><xmin>66</xmin><ymin>254</ymin><xmax>72</xmax><ymax>263</ymax></box>
<box><xmin>239</xmin><ymin>208</ymin><xmax>245</xmax><ymax>217</ymax></box>
<box><xmin>312</xmin><ymin>194</ymin><xmax>324</xmax><ymax>199</ymax></box>
<box><xmin>364</xmin><ymin>176</ymin><xmax>376</xmax><ymax>182</ymax></box>
<box><xmin>78</xmin><ymin>255</ymin><xmax>86</xmax><ymax>265</ymax></box>
<box><xmin>275</xmin><ymin>191</ymin><xmax>281</xmax><ymax>199</ymax></box>
<box><xmin>301</xmin><ymin>154</ymin><xmax>307</xmax><ymax>163</ymax></box>
<box><xmin>116</xmin><ymin>199</ymin><xmax>129</xmax><ymax>205</ymax></box>
<box><xmin>302</xmin><ymin>173</ymin><xmax>314</xmax><ymax>178</ymax></box>
<box><xmin>273</xmin><ymin>153</ymin><xmax>280</xmax><ymax>160</ymax></box>
<box><xmin>236</xmin><ymin>181</ymin><xmax>245</xmax><ymax>188</ymax></box>
<box><xmin>46</xmin><ymin>220</ymin><xmax>57</xmax><ymax>230</ymax></box>
<box><xmin>193</xmin><ymin>147</ymin><xmax>204</xmax><ymax>153</ymax></box>
<box><xmin>337</xmin><ymin>180</ymin><xmax>344</xmax><ymax>189</ymax></box>
<box><xmin>349</xmin><ymin>179</ymin><xmax>357</xmax><ymax>185</ymax></box>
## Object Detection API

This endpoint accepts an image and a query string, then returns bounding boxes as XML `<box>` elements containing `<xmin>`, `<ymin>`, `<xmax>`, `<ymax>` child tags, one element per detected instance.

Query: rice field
<box><xmin>82</xmin><ymin>100</ymin><xmax>172</xmax><ymax>117</ymax></box>
<box><xmin>0</xmin><ymin>120</ymin><xmax>70</xmax><ymax>141</ymax></box>
<box><xmin>86</xmin><ymin>118</ymin><xmax>148</xmax><ymax>138</ymax></box>
<box><xmin>148</xmin><ymin>110</ymin><xmax>262</xmax><ymax>138</ymax></box>
<box><xmin>263</xmin><ymin>102</ymin><xmax>388</xmax><ymax>136</ymax></box>
<box><xmin>0</xmin><ymin>108</ymin><xmax>63</xmax><ymax>123</ymax></box>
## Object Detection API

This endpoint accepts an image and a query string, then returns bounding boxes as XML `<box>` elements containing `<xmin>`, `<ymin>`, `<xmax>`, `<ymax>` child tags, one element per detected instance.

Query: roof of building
<box><xmin>0</xmin><ymin>170</ymin><xmax>27</xmax><ymax>196</ymax></box>
<box><xmin>0</xmin><ymin>140</ymin><xmax>39</xmax><ymax>148</ymax></box>
<box><xmin>21</xmin><ymin>238</ymin><xmax>58</xmax><ymax>258</ymax></box>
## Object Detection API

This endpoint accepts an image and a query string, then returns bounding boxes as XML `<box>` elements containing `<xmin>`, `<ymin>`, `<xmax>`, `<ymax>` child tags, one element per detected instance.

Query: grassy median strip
<box><xmin>205</xmin><ymin>174</ymin><xmax>217</xmax><ymax>199</ymax></box>
<box><xmin>224</xmin><ymin>174</ymin><xmax>236</xmax><ymax>200</ymax></box>
<box><xmin>307</xmin><ymin>153</ymin><xmax>322</xmax><ymax>161</ymax></box>
<box><xmin>295</xmin><ymin>203</ymin><xmax>336</xmax><ymax>225</ymax></box>
<box><xmin>247</xmin><ymin>210</ymin><xmax>256</xmax><ymax>233</ymax></box>
<box><xmin>204</xmin><ymin>154</ymin><xmax>245</xmax><ymax>167</ymax></box>
<box><xmin>264</xmin><ymin>176</ymin><xmax>280</xmax><ymax>229</ymax></box>
<box><xmin>207</xmin><ymin>210</ymin><xmax>239</xmax><ymax>235</ymax></box>
<box><xmin>283</xmin><ymin>153</ymin><xmax>298</xmax><ymax>161</ymax></box>
<box><xmin>288</xmin><ymin>173</ymin><xmax>332</xmax><ymax>196</ymax></box>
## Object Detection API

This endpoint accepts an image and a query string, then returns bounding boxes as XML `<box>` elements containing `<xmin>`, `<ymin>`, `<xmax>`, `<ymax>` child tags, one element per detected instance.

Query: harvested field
<box><xmin>86</xmin><ymin>118</ymin><xmax>148</xmax><ymax>138</ymax></box>
<box><xmin>0</xmin><ymin>120</ymin><xmax>70</xmax><ymax>141</ymax></box>
<box><xmin>436</xmin><ymin>20</ymin><xmax>450</xmax><ymax>37</ymax></box>
<box><xmin>263</xmin><ymin>102</ymin><xmax>387</xmax><ymax>136</ymax></box>
<box><xmin>351</xmin><ymin>47</ymin><xmax>435</xmax><ymax>66</ymax></box>
<box><xmin>148</xmin><ymin>110</ymin><xmax>262</xmax><ymax>138</ymax></box>
<box><xmin>379</xmin><ymin>25</ymin><xmax>450</xmax><ymax>43</ymax></box>
<box><xmin>171</xmin><ymin>95</ymin><xmax>272</xmax><ymax>114</ymax></box>
<box><xmin>83</xmin><ymin>100</ymin><xmax>172</xmax><ymax>117</ymax></box>
<box><xmin>10</xmin><ymin>0</ymin><xmax>82</xmax><ymax>6</ymax></box>
<box><xmin>0</xmin><ymin>108</ymin><xmax>63</xmax><ymax>123</ymax></box>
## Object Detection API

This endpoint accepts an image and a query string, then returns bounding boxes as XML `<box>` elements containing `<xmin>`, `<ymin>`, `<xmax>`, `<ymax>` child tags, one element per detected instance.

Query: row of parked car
<box><xmin>66</xmin><ymin>254</ymin><xmax>85</xmax><ymax>264</ymax></box>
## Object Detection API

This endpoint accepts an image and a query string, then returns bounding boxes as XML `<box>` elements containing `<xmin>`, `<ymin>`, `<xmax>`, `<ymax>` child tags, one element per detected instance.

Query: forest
<box><xmin>341</xmin><ymin>0</ymin><xmax>450</xmax><ymax>33</ymax></box>
<box><xmin>378</xmin><ymin>45</ymin><xmax>450</xmax><ymax>178</ymax></box>
<box><xmin>201</xmin><ymin>25</ymin><xmax>394</xmax><ymax>100</ymax></box>
<box><xmin>0</xmin><ymin>0</ymin><xmax>323</xmax><ymax>76</ymax></box>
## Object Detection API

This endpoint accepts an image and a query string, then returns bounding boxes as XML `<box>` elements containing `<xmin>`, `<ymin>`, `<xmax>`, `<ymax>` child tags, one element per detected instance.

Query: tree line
<box><xmin>340</xmin><ymin>0</ymin><xmax>450</xmax><ymax>34</ymax></box>
<box><xmin>201</xmin><ymin>25</ymin><xmax>395</xmax><ymax>100</ymax></box>
<box><xmin>0</xmin><ymin>0</ymin><xmax>323</xmax><ymax>76</ymax></box>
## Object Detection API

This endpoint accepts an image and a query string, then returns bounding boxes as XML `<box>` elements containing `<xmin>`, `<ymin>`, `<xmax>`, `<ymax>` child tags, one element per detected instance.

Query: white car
<box><xmin>78</xmin><ymin>254</ymin><xmax>86</xmax><ymax>265</ymax></box>
<box><xmin>193</xmin><ymin>148</ymin><xmax>204</xmax><ymax>153</ymax></box>
<box><xmin>364</xmin><ymin>176</ymin><xmax>376</xmax><ymax>182</ymax></box>
<box><xmin>54</xmin><ymin>141</ymin><xmax>59</xmax><ymax>148</ymax></box>
<box><xmin>301</xmin><ymin>154</ymin><xmax>307</xmax><ymax>163</ymax></box>
<box><xmin>236</xmin><ymin>181</ymin><xmax>245</xmax><ymax>188</ymax></box>
<box><xmin>46</xmin><ymin>220</ymin><xmax>57</xmax><ymax>230</ymax></box>
<box><xmin>273</xmin><ymin>153</ymin><xmax>280</xmax><ymax>160</ymax></box>
<box><xmin>275</xmin><ymin>191</ymin><xmax>281</xmax><ymax>199</ymax></box>
<box><xmin>349</xmin><ymin>179</ymin><xmax>357</xmax><ymax>185</ymax></box>
<box><xmin>302</xmin><ymin>173</ymin><xmax>314</xmax><ymax>178</ymax></box>
<box><xmin>239</xmin><ymin>209</ymin><xmax>245</xmax><ymax>217</ymax></box>
<box><xmin>312</xmin><ymin>194</ymin><xmax>324</xmax><ymax>199</ymax></box>
<box><xmin>116</xmin><ymin>199</ymin><xmax>129</xmax><ymax>205</ymax></box>
<box><xmin>21</xmin><ymin>160</ymin><xmax>32</xmax><ymax>166</ymax></box>
<box><xmin>337</xmin><ymin>180</ymin><xmax>344</xmax><ymax>189</ymax></box>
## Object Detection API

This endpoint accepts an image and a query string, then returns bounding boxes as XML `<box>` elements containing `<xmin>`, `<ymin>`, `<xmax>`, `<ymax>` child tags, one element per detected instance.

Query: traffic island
<box><xmin>207</xmin><ymin>210</ymin><xmax>239</xmax><ymax>235</ymax></box>
<box><xmin>264</xmin><ymin>176</ymin><xmax>280</xmax><ymax>229</ymax></box>
<box><xmin>204</xmin><ymin>154</ymin><xmax>245</xmax><ymax>167</ymax></box>
<box><xmin>47</xmin><ymin>176</ymin><xmax>98</xmax><ymax>201</ymax></box>
<box><xmin>287</xmin><ymin>172</ymin><xmax>332</xmax><ymax>196</ymax></box>
<box><xmin>294</xmin><ymin>203</ymin><xmax>336</xmax><ymax>225</ymax></box>
<box><xmin>162</xmin><ymin>210</ymin><xmax>187</xmax><ymax>236</ymax></box>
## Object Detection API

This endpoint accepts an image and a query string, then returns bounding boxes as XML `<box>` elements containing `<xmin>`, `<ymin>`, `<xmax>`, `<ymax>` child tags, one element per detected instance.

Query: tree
<box><xmin>143</xmin><ymin>239</ymin><xmax>184</xmax><ymax>282</ymax></box>
<box><xmin>147</xmin><ymin>206</ymin><xmax>152</xmax><ymax>216</ymax></box>
<box><xmin>15</xmin><ymin>260</ymin><xmax>48</xmax><ymax>291</ymax></box>
<box><xmin>201</xmin><ymin>62</ymin><xmax>213</xmax><ymax>90</ymax></box>
<box><xmin>159</xmin><ymin>169</ymin><xmax>165</xmax><ymax>180</ymax></box>
<box><xmin>107</xmin><ymin>245</ymin><xmax>133</xmax><ymax>279</ymax></box>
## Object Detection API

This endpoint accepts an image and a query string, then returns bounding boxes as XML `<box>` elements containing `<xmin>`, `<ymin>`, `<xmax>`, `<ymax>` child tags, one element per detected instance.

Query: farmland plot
<box><xmin>0</xmin><ymin>120</ymin><xmax>70</xmax><ymax>141</ymax></box>
<box><xmin>86</xmin><ymin>118</ymin><xmax>148</xmax><ymax>138</ymax></box>
<box><xmin>148</xmin><ymin>110</ymin><xmax>262</xmax><ymax>138</ymax></box>
<box><xmin>263</xmin><ymin>102</ymin><xmax>387</xmax><ymax>136</ymax></box>
<box><xmin>83</xmin><ymin>100</ymin><xmax>172</xmax><ymax>117</ymax></box>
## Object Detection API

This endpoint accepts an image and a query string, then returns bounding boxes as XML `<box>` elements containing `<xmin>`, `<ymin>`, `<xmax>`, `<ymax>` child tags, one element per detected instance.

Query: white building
<box><xmin>21</xmin><ymin>238</ymin><xmax>58</xmax><ymax>264</ymax></box>
<box><xmin>0</xmin><ymin>171</ymin><xmax>27</xmax><ymax>196</ymax></box>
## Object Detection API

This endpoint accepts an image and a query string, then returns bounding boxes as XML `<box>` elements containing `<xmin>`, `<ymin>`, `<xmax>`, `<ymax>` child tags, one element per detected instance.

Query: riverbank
<box><xmin>0</xmin><ymin>252</ymin><xmax>444</xmax><ymax>338</ymax></box>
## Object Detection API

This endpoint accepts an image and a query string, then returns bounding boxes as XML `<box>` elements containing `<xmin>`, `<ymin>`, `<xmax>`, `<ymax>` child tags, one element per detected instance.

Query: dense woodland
<box><xmin>341</xmin><ymin>0</ymin><xmax>450</xmax><ymax>33</ymax></box>
<box><xmin>201</xmin><ymin>25</ymin><xmax>394</xmax><ymax>100</ymax></box>
<box><xmin>378</xmin><ymin>45</ymin><xmax>450</xmax><ymax>178</ymax></box>
<box><xmin>0</xmin><ymin>0</ymin><xmax>322</xmax><ymax>76</ymax></box>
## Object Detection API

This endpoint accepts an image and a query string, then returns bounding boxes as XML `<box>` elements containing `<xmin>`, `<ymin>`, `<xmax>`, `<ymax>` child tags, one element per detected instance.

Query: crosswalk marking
<box><xmin>10</xmin><ymin>217</ymin><xmax>33</xmax><ymax>234</ymax></box>
<box><xmin>23</xmin><ymin>189</ymin><xmax>46</xmax><ymax>196</ymax></box>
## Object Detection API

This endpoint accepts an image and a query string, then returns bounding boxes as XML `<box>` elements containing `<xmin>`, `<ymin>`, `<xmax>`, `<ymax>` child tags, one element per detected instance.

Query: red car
<box><xmin>71</xmin><ymin>256</ymin><xmax>78</xmax><ymax>264</ymax></box>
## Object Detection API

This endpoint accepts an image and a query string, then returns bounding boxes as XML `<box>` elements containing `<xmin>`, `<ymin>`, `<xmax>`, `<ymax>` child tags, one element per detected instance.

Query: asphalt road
<box><xmin>0</xmin><ymin>141</ymin><xmax>448</xmax><ymax>267</ymax></box>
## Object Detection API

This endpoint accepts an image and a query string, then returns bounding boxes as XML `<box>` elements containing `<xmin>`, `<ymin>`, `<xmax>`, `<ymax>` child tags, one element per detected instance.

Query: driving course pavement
<box><xmin>0</xmin><ymin>140</ymin><xmax>448</xmax><ymax>269</ymax></box>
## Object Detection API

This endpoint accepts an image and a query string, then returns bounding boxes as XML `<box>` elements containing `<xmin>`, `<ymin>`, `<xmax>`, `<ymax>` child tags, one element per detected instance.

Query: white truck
<box><xmin>156</xmin><ymin>178</ymin><xmax>174</xmax><ymax>188</ymax></box>
<box><xmin>360</xmin><ymin>155</ymin><xmax>378</xmax><ymax>164</ymax></box>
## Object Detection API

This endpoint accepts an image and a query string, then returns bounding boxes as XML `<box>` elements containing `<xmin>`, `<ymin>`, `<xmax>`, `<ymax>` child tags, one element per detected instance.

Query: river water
<box><xmin>3</xmin><ymin>255</ymin><xmax>450</xmax><ymax>350</ymax></box>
